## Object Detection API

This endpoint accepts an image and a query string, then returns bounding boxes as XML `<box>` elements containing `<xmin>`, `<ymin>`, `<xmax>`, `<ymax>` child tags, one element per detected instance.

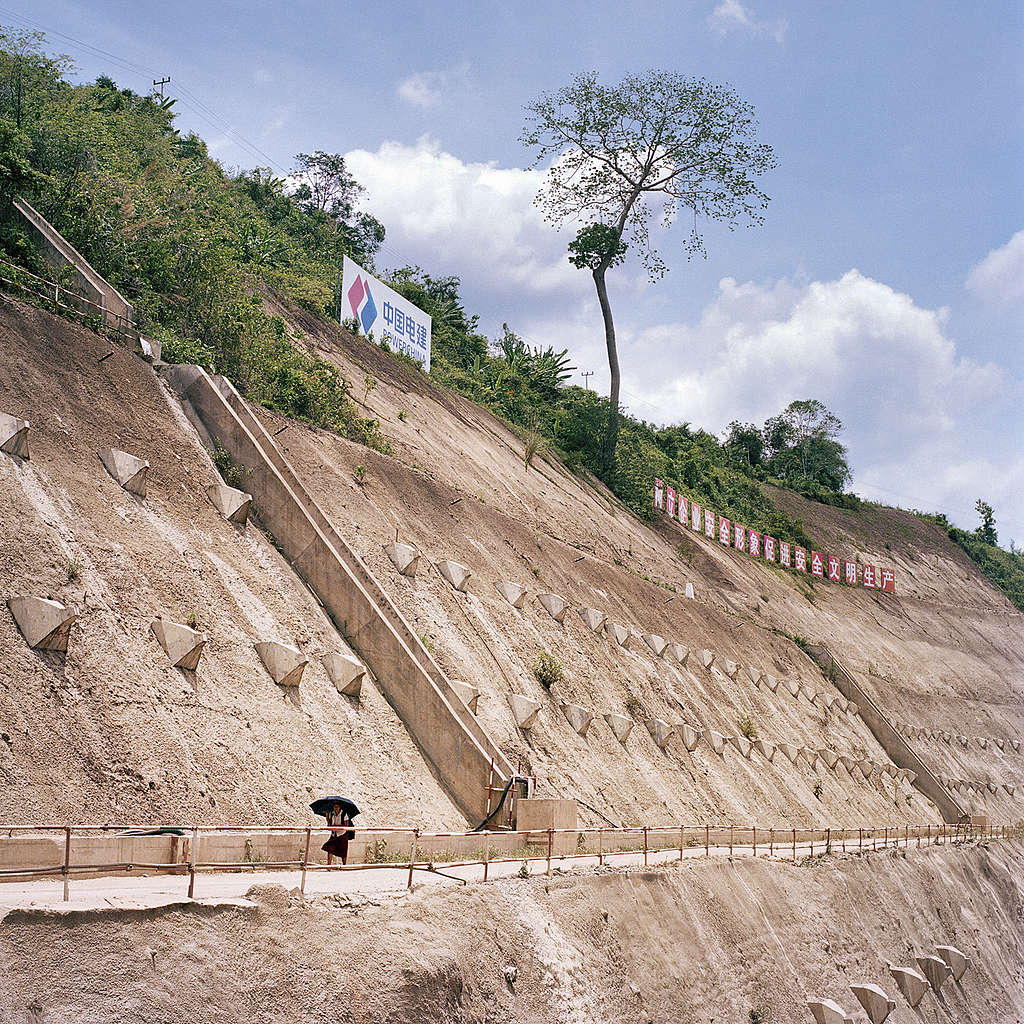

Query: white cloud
<box><xmin>966</xmin><ymin>229</ymin><xmax>1024</xmax><ymax>306</ymax></box>
<box><xmin>395</xmin><ymin>64</ymin><xmax>470</xmax><ymax>108</ymax></box>
<box><xmin>707</xmin><ymin>0</ymin><xmax>787</xmax><ymax>42</ymax></box>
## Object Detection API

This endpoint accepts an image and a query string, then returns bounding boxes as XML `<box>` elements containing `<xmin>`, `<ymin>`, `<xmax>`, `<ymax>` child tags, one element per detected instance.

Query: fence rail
<box><xmin>0</xmin><ymin>820</ymin><xmax>1014</xmax><ymax>903</ymax></box>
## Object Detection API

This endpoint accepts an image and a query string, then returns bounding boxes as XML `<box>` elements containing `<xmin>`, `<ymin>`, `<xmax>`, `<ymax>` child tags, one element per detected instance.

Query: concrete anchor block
<box><xmin>605</xmin><ymin>621</ymin><xmax>629</xmax><ymax>647</ymax></box>
<box><xmin>438</xmin><ymin>559</ymin><xmax>472</xmax><ymax>592</ymax></box>
<box><xmin>604</xmin><ymin>712</ymin><xmax>633</xmax><ymax>743</ymax></box>
<box><xmin>1003</xmin><ymin>783</ymin><xmax>1015</xmax><ymax>796</ymax></box>
<box><xmin>747</xmin><ymin>666</ymin><xmax>762</xmax><ymax>684</ymax></box>
<box><xmin>684</xmin><ymin>582</ymin><xmax>695</xmax><ymax>599</ymax></box>
<box><xmin>495</xmin><ymin>581</ymin><xmax>527</xmax><ymax>609</ymax></box>
<box><xmin>994</xmin><ymin>737</ymin><xmax>1005</xmax><ymax>750</ymax></box>
<box><xmin>753</xmin><ymin>738</ymin><xmax>775</xmax><ymax>761</ymax></box>
<box><xmin>135</xmin><ymin>335</ymin><xmax>162</xmax><ymax>363</ymax></box>
<box><xmin>642</xmin><ymin>633</ymin><xmax>667</xmax><ymax>657</ymax></box>
<box><xmin>976</xmin><ymin>736</ymin><xmax>987</xmax><ymax>749</ymax></box>
<box><xmin>206</xmin><ymin>482</ymin><xmax>252</xmax><ymax>524</ymax></box>
<box><xmin>7</xmin><ymin>596</ymin><xmax>78</xmax><ymax>652</ymax></box>
<box><xmin>941</xmin><ymin>731</ymin><xmax>952</xmax><ymax>743</ymax></box>
<box><xmin>833</xmin><ymin>697</ymin><xmax>850</xmax><ymax>713</ymax></box>
<box><xmin>806</xmin><ymin>998</ymin><xmax>856</xmax><ymax>1024</ymax></box>
<box><xmin>799</xmin><ymin>684</ymin><xmax>817</xmax><ymax>702</ymax></box>
<box><xmin>729</xmin><ymin>734</ymin><xmax>752</xmax><ymax>758</ymax></box>
<box><xmin>511</xmin><ymin>694</ymin><xmax>542</xmax><ymax>730</ymax></box>
<box><xmin>561</xmin><ymin>701</ymin><xmax>593</xmax><ymax>737</ymax></box>
<box><xmin>384</xmin><ymin>541</ymin><xmax>420</xmax><ymax>576</ymax></box>
<box><xmin>646</xmin><ymin>718</ymin><xmax>673</xmax><ymax>748</ymax></box>
<box><xmin>777</xmin><ymin>743</ymin><xmax>800</xmax><ymax>764</ymax></box>
<box><xmin>680</xmin><ymin>724</ymin><xmax>702</xmax><ymax>752</ymax></box>
<box><xmin>934</xmin><ymin>945</ymin><xmax>970</xmax><ymax>982</ymax></box>
<box><xmin>986</xmin><ymin>780</ymin><xmax>997</xmax><ymax>794</ymax></box>
<box><xmin>707</xmin><ymin>730</ymin><xmax>727</xmax><ymax>755</ymax></box>
<box><xmin>255</xmin><ymin>641</ymin><xmax>307</xmax><ymax>687</ymax></box>
<box><xmin>98</xmin><ymin>447</ymin><xmax>149</xmax><ymax>496</ymax></box>
<box><xmin>450</xmin><ymin>679</ymin><xmax>480</xmax><ymax>713</ymax></box>
<box><xmin>0</xmin><ymin>411</ymin><xmax>30</xmax><ymax>458</ymax></box>
<box><xmin>763</xmin><ymin>674</ymin><xmax>780</xmax><ymax>693</ymax></box>
<box><xmin>850</xmin><ymin>982</ymin><xmax>896</xmax><ymax>1024</ymax></box>
<box><xmin>699</xmin><ymin>649</ymin><xmax>714</xmax><ymax>668</ymax></box>
<box><xmin>801</xmin><ymin>747</ymin><xmax>819</xmax><ymax>769</ymax></box>
<box><xmin>667</xmin><ymin>643</ymin><xmax>689</xmax><ymax>665</ymax></box>
<box><xmin>537</xmin><ymin>592</ymin><xmax>566</xmax><ymax>622</ymax></box>
<box><xmin>838</xmin><ymin>755</ymin><xmax>858</xmax><ymax>774</ymax></box>
<box><xmin>817</xmin><ymin>748</ymin><xmax>839</xmax><ymax>770</ymax></box>
<box><xmin>579</xmin><ymin>607</ymin><xmax>606</xmax><ymax>632</ymax></box>
<box><xmin>321</xmin><ymin>652</ymin><xmax>365</xmax><ymax>697</ymax></box>
<box><xmin>813</xmin><ymin>692</ymin><xmax>835</xmax><ymax>711</ymax></box>
<box><xmin>719</xmin><ymin>658</ymin><xmax>739</xmax><ymax>679</ymax></box>
<box><xmin>1010</xmin><ymin>738</ymin><xmax>1020</xmax><ymax>752</ymax></box>
<box><xmin>916</xmin><ymin>954</ymin><xmax>951</xmax><ymax>993</ymax></box>
<box><xmin>150</xmin><ymin>617</ymin><xmax>205</xmax><ymax>671</ymax></box>
<box><xmin>846</xmin><ymin>702</ymin><xmax>859</xmax><ymax>716</ymax></box>
<box><xmin>889</xmin><ymin>965</ymin><xmax>929</xmax><ymax>1007</ymax></box>
<box><xmin>784</xmin><ymin>678</ymin><xmax>801</xmax><ymax>697</ymax></box>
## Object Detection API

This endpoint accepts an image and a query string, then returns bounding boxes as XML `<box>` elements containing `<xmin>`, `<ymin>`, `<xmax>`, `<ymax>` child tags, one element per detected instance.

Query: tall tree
<box><xmin>521</xmin><ymin>70</ymin><xmax>775</xmax><ymax>471</ymax></box>
<box><xmin>763</xmin><ymin>399</ymin><xmax>851</xmax><ymax>490</ymax></box>
<box><xmin>974</xmin><ymin>499</ymin><xmax>997</xmax><ymax>546</ymax></box>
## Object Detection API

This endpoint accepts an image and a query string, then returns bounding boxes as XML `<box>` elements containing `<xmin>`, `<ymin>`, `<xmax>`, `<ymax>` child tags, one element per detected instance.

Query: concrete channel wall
<box><xmin>13</xmin><ymin>197</ymin><xmax>134</xmax><ymax>330</ymax></box>
<box><xmin>806</xmin><ymin>643</ymin><xmax>967</xmax><ymax>824</ymax></box>
<box><xmin>165</xmin><ymin>365</ymin><xmax>515</xmax><ymax>825</ymax></box>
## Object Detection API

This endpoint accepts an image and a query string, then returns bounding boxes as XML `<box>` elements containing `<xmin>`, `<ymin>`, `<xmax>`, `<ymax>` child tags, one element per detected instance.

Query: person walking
<box><xmin>309</xmin><ymin>796</ymin><xmax>359</xmax><ymax>866</ymax></box>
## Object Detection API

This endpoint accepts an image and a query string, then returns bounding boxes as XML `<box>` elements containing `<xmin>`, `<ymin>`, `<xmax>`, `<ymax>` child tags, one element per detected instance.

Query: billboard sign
<box><xmin>342</xmin><ymin>256</ymin><xmax>431</xmax><ymax>371</ymax></box>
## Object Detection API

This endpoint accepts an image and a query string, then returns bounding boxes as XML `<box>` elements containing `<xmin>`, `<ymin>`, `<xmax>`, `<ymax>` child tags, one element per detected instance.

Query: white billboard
<box><xmin>341</xmin><ymin>256</ymin><xmax>431</xmax><ymax>371</ymax></box>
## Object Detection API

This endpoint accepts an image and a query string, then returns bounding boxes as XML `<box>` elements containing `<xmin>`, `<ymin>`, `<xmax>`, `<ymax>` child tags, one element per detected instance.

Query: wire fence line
<box><xmin>0</xmin><ymin>820</ymin><xmax>1015</xmax><ymax>903</ymax></box>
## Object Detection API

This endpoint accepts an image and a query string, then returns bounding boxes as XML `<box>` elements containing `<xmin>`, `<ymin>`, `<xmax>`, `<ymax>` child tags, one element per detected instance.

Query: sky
<box><xmin>14</xmin><ymin>0</ymin><xmax>1024</xmax><ymax>543</ymax></box>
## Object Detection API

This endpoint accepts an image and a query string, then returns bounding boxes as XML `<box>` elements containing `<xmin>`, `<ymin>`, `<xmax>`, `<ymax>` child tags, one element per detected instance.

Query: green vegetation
<box><xmin>812</xmin><ymin>779</ymin><xmax>824</xmax><ymax>800</ymax></box>
<box><xmin>737</xmin><ymin>714</ymin><xmax>758</xmax><ymax>741</ymax></box>
<box><xmin>533</xmin><ymin>651</ymin><xmax>563</xmax><ymax>689</ymax></box>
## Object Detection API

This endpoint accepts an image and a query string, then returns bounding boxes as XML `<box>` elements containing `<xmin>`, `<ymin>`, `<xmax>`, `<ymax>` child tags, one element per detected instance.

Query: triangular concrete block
<box><xmin>813</xmin><ymin>692</ymin><xmax>835</xmax><ymax>711</ymax></box>
<box><xmin>605</xmin><ymin>621</ymin><xmax>629</xmax><ymax>647</ymax></box>
<box><xmin>537</xmin><ymin>593</ymin><xmax>566</xmax><ymax>622</ymax></box>
<box><xmin>700</xmin><ymin>649</ymin><xmax>714</xmax><ymax>668</ymax></box>
<box><xmin>1010</xmin><ymin>738</ymin><xmax>1020</xmax><ymax>752</ymax></box>
<box><xmin>561</xmin><ymin>701</ymin><xmax>593</xmax><ymax>737</ymax></box>
<box><xmin>753</xmin><ymin>738</ymin><xmax>775</xmax><ymax>761</ymax></box>
<box><xmin>942</xmin><ymin>731</ymin><xmax>952</xmax><ymax>743</ymax></box>
<box><xmin>511</xmin><ymin>693</ymin><xmax>542</xmax><ymax>729</ymax></box>
<box><xmin>838</xmin><ymin>755</ymin><xmax>858</xmax><ymax>774</ymax></box>
<box><xmin>747</xmin><ymin>666</ymin><xmax>762</xmax><ymax>684</ymax></box>
<box><xmin>806</xmin><ymin>998</ymin><xmax>855</xmax><ymax>1024</ymax></box>
<box><xmin>98</xmin><ymin>448</ymin><xmax>149</xmax><ymax>496</ymax></box>
<box><xmin>579</xmin><ymin>607</ymin><xmax>606</xmax><ymax>632</ymax></box>
<box><xmin>385</xmin><ymin>541</ymin><xmax>420</xmax><ymax>576</ymax></box>
<box><xmin>832</xmin><ymin>697</ymin><xmax>850</xmax><ymax>713</ymax></box>
<box><xmin>857</xmin><ymin>759</ymin><xmax>876</xmax><ymax>779</ymax></box>
<box><xmin>642</xmin><ymin>633</ymin><xmax>666</xmax><ymax>656</ymax></box>
<box><xmin>322</xmin><ymin>651</ymin><xmax>365</xmax><ymax>697</ymax></box>
<box><xmin>708</xmin><ymin>730</ymin><xmax>726</xmax><ymax>755</ymax></box>
<box><xmin>495</xmin><ymin>580</ymin><xmax>527</xmax><ymax>609</ymax></box>
<box><xmin>994</xmin><ymin>737</ymin><xmax>1005</xmax><ymax>750</ymax></box>
<box><xmin>720</xmin><ymin>659</ymin><xmax>739</xmax><ymax>678</ymax></box>
<box><xmin>438</xmin><ymin>559</ymin><xmax>472</xmax><ymax>592</ymax></box>
<box><xmin>799</xmin><ymin>684</ymin><xmax>817</xmax><ymax>702</ymax></box>
<box><xmin>777</xmin><ymin>743</ymin><xmax>800</xmax><ymax>764</ymax></box>
<box><xmin>916</xmin><ymin>954</ymin><xmax>951</xmax><ymax>992</ymax></box>
<box><xmin>450</xmin><ymin>679</ymin><xmax>480</xmax><ymax>713</ymax></box>
<box><xmin>817</xmin><ymin>748</ymin><xmax>839</xmax><ymax>770</ymax></box>
<box><xmin>684</xmin><ymin>582</ymin><xmax>695</xmax><ymax>599</ymax></box>
<box><xmin>255</xmin><ymin>641</ymin><xmax>307</xmax><ymax>687</ymax></box>
<box><xmin>8</xmin><ymin>596</ymin><xmax>78</xmax><ymax>652</ymax></box>
<box><xmin>902</xmin><ymin>769</ymin><xmax>917</xmax><ymax>785</ymax></box>
<box><xmin>135</xmin><ymin>335</ymin><xmax>162</xmax><ymax>363</ymax></box>
<box><xmin>784</xmin><ymin>678</ymin><xmax>801</xmax><ymax>697</ymax></box>
<box><xmin>604</xmin><ymin>712</ymin><xmax>633</xmax><ymax>743</ymax></box>
<box><xmin>0</xmin><ymin>411</ymin><xmax>29</xmax><ymax>458</ymax></box>
<box><xmin>763</xmin><ymin>674</ymin><xmax>779</xmax><ymax>692</ymax></box>
<box><xmin>1003</xmin><ymin>783</ymin><xmax>1015</xmax><ymax>796</ymax></box>
<box><xmin>801</xmin><ymin>747</ymin><xmax>819</xmax><ymax>768</ymax></box>
<box><xmin>986</xmin><ymin>780</ymin><xmax>997</xmax><ymax>794</ymax></box>
<box><xmin>934</xmin><ymin>946</ymin><xmax>969</xmax><ymax>982</ymax></box>
<box><xmin>151</xmin><ymin>617</ymin><xmax>205</xmax><ymax>670</ymax></box>
<box><xmin>680</xmin><ymin>724</ymin><xmax>702</xmax><ymax>752</ymax></box>
<box><xmin>667</xmin><ymin>643</ymin><xmax>689</xmax><ymax>665</ymax></box>
<box><xmin>846</xmin><ymin>702</ymin><xmax>859</xmax><ymax>716</ymax></box>
<box><xmin>889</xmin><ymin>966</ymin><xmax>929</xmax><ymax>1007</ymax></box>
<box><xmin>850</xmin><ymin>982</ymin><xmax>896</xmax><ymax>1024</ymax></box>
<box><xmin>728</xmin><ymin>734</ymin><xmax>752</xmax><ymax>758</ymax></box>
<box><xmin>206</xmin><ymin>482</ymin><xmax>252</xmax><ymax>524</ymax></box>
<box><xmin>646</xmin><ymin>718</ymin><xmax>673</xmax><ymax>748</ymax></box>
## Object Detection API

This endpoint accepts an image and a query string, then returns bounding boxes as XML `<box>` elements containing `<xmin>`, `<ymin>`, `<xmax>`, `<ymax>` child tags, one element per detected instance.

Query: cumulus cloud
<box><xmin>707</xmin><ymin>0</ymin><xmax>787</xmax><ymax>42</ymax></box>
<box><xmin>396</xmin><ymin>64</ymin><xmax>470</xmax><ymax>108</ymax></box>
<box><xmin>966</xmin><ymin>229</ymin><xmax>1024</xmax><ymax>306</ymax></box>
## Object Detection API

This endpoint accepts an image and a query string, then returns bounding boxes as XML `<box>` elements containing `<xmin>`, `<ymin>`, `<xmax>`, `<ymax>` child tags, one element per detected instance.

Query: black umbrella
<box><xmin>310</xmin><ymin>796</ymin><xmax>360</xmax><ymax>819</ymax></box>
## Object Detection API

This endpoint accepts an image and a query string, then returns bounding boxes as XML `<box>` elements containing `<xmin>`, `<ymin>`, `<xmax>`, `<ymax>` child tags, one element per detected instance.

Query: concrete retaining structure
<box><xmin>165</xmin><ymin>365</ymin><xmax>514</xmax><ymax>824</ymax></box>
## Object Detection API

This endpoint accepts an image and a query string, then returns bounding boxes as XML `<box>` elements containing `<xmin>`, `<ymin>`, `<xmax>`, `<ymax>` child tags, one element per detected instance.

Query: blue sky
<box><xmin>16</xmin><ymin>0</ymin><xmax>1024</xmax><ymax>543</ymax></box>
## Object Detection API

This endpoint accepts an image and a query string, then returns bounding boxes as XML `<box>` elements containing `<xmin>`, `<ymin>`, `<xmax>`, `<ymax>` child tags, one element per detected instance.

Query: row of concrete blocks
<box><xmin>894</xmin><ymin>719</ymin><xmax>1021</xmax><ymax>754</ymax></box>
<box><xmin>6</xmin><ymin>597</ymin><xmax>366</xmax><ymax>697</ymax></box>
<box><xmin>937</xmin><ymin>773</ymin><xmax>1015</xmax><ymax>798</ymax></box>
<box><xmin>0</xmin><ymin>420</ymin><xmax>254</xmax><ymax>524</ymax></box>
<box><xmin>808</xmin><ymin>945</ymin><xmax>971</xmax><ymax>1023</ymax></box>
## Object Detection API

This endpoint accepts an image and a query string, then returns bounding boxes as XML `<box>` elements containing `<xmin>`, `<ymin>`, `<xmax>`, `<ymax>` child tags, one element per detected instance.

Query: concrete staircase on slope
<box><xmin>166</xmin><ymin>365</ymin><xmax>515</xmax><ymax>824</ymax></box>
<box><xmin>806</xmin><ymin>643</ymin><xmax>967</xmax><ymax>824</ymax></box>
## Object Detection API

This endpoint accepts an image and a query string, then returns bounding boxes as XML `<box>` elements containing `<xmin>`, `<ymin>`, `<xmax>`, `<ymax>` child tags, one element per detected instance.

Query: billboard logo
<box><xmin>346</xmin><ymin>274</ymin><xmax>378</xmax><ymax>334</ymax></box>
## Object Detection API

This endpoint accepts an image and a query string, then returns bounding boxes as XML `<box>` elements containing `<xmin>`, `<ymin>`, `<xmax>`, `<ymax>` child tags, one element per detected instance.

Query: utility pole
<box><xmin>153</xmin><ymin>76</ymin><xmax>171</xmax><ymax>99</ymax></box>
<box><xmin>582</xmin><ymin>370</ymin><xmax>593</xmax><ymax>390</ymax></box>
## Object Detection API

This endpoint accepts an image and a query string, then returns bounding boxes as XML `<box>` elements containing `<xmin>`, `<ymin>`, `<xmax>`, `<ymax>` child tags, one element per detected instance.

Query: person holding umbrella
<box><xmin>310</xmin><ymin>796</ymin><xmax>359</xmax><ymax>865</ymax></box>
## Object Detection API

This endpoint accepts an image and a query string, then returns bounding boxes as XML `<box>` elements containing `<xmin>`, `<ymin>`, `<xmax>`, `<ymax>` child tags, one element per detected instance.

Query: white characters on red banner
<box><xmin>827</xmin><ymin>555</ymin><xmax>841</xmax><ymax>582</ymax></box>
<box><xmin>880</xmin><ymin>567</ymin><xmax>896</xmax><ymax>593</ymax></box>
<box><xmin>678</xmin><ymin>495</ymin><xmax>688</xmax><ymax>523</ymax></box>
<box><xmin>666</xmin><ymin>486</ymin><xmax>676</xmax><ymax>518</ymax></box>
<box><xmin>794</xmin><ymin>547</ymin><xmax>807</xmax><ymax>572</ymax></box>
<box><xmin>748</xmin><ymin>530</ymin><xmax>760</xmax><ymax>557</ymax></box>
<box><xmin>844</xmin><ymin>560</ymin><xmax>857</xmax><ymax>585</ymax></box>
<box><xmin>719</xmin><ymin>516</ymin><xmax>730</xmax><ymax>545</ymax></box>
<box><xmin>692</xmin><ymin>502</ymin><xmax>701</xmax><ymax>530</ymax></box>
<box><xmin>704</xmin><ymin>509</ymin><xmax>715</xmax><ymax>538</ymax></box>
<box><xmin>863</xmin><ymin>564</ymin><xmax>877</xmax><ymax>589</ymax></box>
<box><xmin>810</xmin><ymin>551</ymin><xmax>824</xmax><ymax>577</ymax></box>
<box><xmin>654</xmin><ymin>478</ymin><xmax>664</xmax><ymax>510</ymax></box>
<box><xmin>780</xmin><ymin>541</ymin><xmax>791</xmax><ymax>567</ymax></box>
<box><xmin>764</xmin><ymin>536</ymin><xmax>775</xmax><ymax>562</ymax></box>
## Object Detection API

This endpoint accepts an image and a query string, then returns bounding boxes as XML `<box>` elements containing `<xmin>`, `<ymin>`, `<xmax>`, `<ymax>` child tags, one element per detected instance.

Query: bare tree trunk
<box><xmin>593</xmin><ymin>265</ymin><xmax>620</xmax><ymax>474</ymax></box>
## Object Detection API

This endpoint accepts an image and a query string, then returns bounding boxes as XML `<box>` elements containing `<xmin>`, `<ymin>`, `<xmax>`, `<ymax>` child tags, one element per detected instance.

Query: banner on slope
<box><xmin>652</xmin><ymin>477</ymin><xmax>896</xmax><ymax>594</ymax></box>
<box><xmin>341</xmin><ymin>256</ymin><xmax>431</xmax><ymax>371</ymax></box>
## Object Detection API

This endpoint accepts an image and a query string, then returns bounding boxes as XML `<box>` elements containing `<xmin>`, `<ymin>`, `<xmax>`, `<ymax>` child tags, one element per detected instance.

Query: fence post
<box><xmin>729</xmin><ymin>825</ymin><xmax>733</xmax><ymax>858</ymax></box>
<box><xmin>769</xmin><ymin>828</ymin><xmax>774</xmax><ymax>857</ymax></box>
<box><xmin>599</xmin><ymin>828</ymin><xmax>604</xmax><ymax>866</ymax></box>
<box><xmin>188</xmin><ymin>827</ymin><xmax>199</xmax><ymax>898</ymax></box>
<box><xmin>546</xmin><ymin>828</ymin><xmax>553</xmax><ymax>876</ymax></box>
<box><xmin>810</xmin><ymin>830</ymin><xmax>814</xmax><ymax>858</ymax></box>
<box><xmin>705</xmin><ymin>824</ymin><xmax>709</xmax><ymax>858</ymax></box>
<box><xmin>859</xmin><ymin>827</ymin><xmax>863</xmax><ymax>852</ymax></box>
<box><xmin>826</xmin><ymin>827</ymin><xmax>830</xmax><ymax>855</ymax></box>
<box><xmin>643</xmin><ymin>827</ymin><xmax>648</xmax><ymax>867</ymax></box>
<box><xmin>884</xmin><ymin>827</ymin><xmax>888</xmax><ymax>850</ymax></box>
<box><xmin>792</xmin><ymin>827</ymin><xmax>796</xmax><ymax>861</ymax></box>
<box><xmin>752</xmin><ymin>826</ymin><xmax>757</xmax><ymax>858</ymax></box>
<box><xmin>62</xmin><ymin>827</ymin><xmax>72</xmax><ymax>902</ymax></box>
<box><xmin>300</xmin><ymin>827</ymin><xmax>311</xmax><ymax>894</ymax></box>
<box><xmin>483</xmin><ymin>833</ymin><xmax>490</xmax><ymax>882</ymax></box>
<box><xmin>407</xmin><ymin>829</ymin><xmax>419</xmax><ymax>890</ymax></box>
<box><xmin>679</xmin><ymin>825</ymin><xmax>684</xmax><ymax>862</ymax></box>
<box><xmin>904</xmin><ymin>824</ymin><xmax>908</xmax><ymax>848</ymax></box>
